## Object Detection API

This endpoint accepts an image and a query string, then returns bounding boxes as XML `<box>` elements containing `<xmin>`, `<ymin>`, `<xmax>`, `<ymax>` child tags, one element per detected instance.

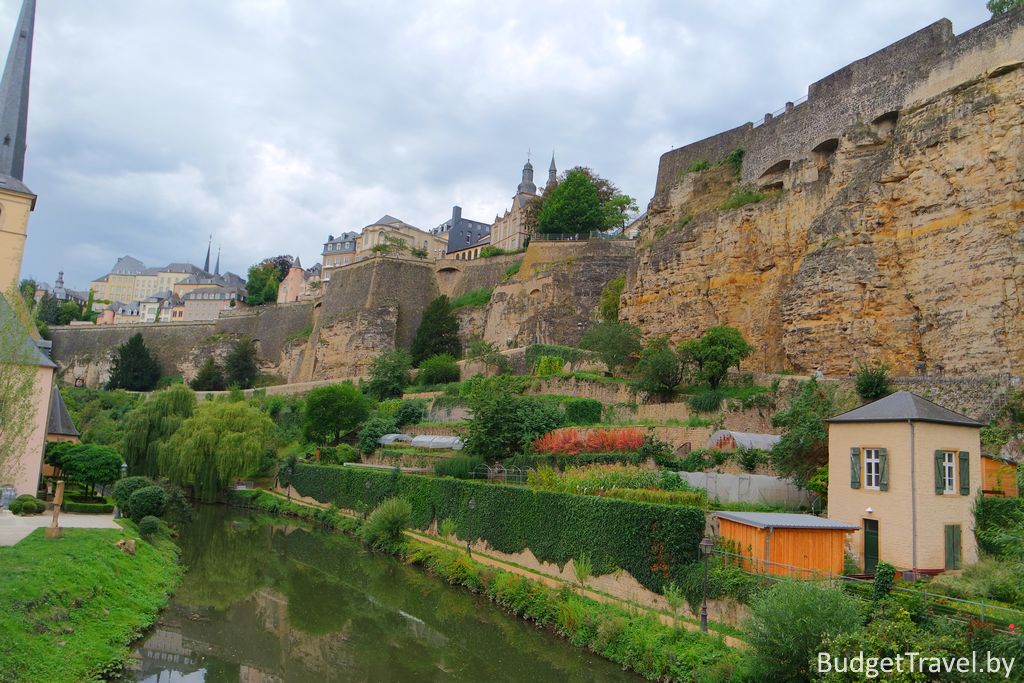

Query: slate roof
<box><xmin>715</xmin><ymin>511</ymin><xmax>859</xmax><ymax>530</ymax></box>
<box><xmin>825</xmin><ymin>391</ymin><xmax>982</xmax><ymax>427</ymax></box>
<box><xmin>46</xmin><ymin>385</ymin><xmax>79</xmax><ymax>438</ymax></box>
<box><xmin>0</xmin><ymin>0</ymin><xmax>35</xmax><ymax>183</ymax></box>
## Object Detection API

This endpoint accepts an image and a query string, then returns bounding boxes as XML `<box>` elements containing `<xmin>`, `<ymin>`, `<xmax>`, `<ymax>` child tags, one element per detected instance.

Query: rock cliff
<box><xmin>623</xmin><ymin>62</ymin><xmax>1024</xmax><ymax>376</ymax></box>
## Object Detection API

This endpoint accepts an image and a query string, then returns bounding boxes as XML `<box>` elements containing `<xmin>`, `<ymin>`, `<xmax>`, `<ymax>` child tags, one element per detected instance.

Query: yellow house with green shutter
<box><xmin>826</xmin><ymin>391</ymin><xmax>981</xmax><ymax>576</ymax></box>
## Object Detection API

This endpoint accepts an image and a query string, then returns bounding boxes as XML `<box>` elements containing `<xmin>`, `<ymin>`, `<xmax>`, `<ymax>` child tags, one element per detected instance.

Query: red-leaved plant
<box><xmin>534</xmin><ymin>428</ymin><xmax>643</xmax><ymax>455</ymax></box>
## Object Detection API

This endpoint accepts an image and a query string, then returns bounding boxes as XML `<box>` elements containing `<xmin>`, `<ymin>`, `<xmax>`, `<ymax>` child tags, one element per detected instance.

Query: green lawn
<box><xmin>0</xmin><ymin>522</ymin><xmax>181</xmax><ymax>682</ymax></box>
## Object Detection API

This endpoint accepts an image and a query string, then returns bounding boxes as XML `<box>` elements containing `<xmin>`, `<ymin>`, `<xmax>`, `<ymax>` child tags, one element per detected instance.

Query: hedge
<box><xmin>525</xmin><ymin>344</ymin><xmax>587</xmax><ymax>370</ymax></box>
<box><xmin>563</xmin><ymin>397</ymin><xmax>602</xmax><ymax>425</ymax></box>
<box><xmin>974</xmin><ymin>494</ymin><xmax>1024</xmax><ymax>557</ymax></box>
<box><xmin>287</xmin><ymin>463</ymin><xmax>706</xmax><ymax>591</ymax></box>
<box><xmin>62</xmin><ymin>499</ymin><xmax>115</xmax><ymax>514</ymax></box>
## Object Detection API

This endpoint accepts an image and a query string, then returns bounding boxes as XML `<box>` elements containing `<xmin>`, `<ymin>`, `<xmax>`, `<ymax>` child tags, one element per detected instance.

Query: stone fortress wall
<box><xmin>653</xmin><ymin>9</ymin><xmax>1024</xmax><ymax>197</ymax></box>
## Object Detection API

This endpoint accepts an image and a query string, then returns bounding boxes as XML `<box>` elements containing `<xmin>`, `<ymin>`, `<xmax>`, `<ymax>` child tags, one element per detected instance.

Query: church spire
<box><xmin>0</xmin><ymin>0</ymin><xmax>36</xmax><ymax>183</ymax></box>
<box><xmin>548</xmin><ymin>152</ymin><xmax>557</xmax><ymax>186</ymax></box>
<box><xmin>214</xmin><ymin>246</ymin><xmax>220</xmax><ymax>276</ymax></box>
<box><xmin>517</xmin><ymin>156</ymin><xmax>536</xmax><ymax>196</ymax></box>
<box><xmin>203</xmin><ymin>235</ymin><xmax>211</xmax><ymax>272</ymax></box>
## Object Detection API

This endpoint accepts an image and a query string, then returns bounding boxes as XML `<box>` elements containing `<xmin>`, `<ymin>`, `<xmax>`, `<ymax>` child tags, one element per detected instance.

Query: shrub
<box><xmin>598</xmin><ymin>275</ymin><xmax>626</xmax><ymax>323</ymax></box>
<box><xmin>524</xmin><ymin>344</ymin><xmax>587</xmax><ymax>370</ymax></box>
<box><xmin>579</xmin><ymin>321</ymin><xmax>642</xmax><ymax>375</ymax></box>
<box><xmin>462</xmin><ymin>375</ymin><xmax>564</xmax><ymax>460</ymax></box>
<box><xmin>684</xmin><ymin>387</ymin><xmax>724</xmax><ymax>413</ymax></box>
<box><xmin>533</xmin><ymin>427</ymin><xmax>643</xmax><ymax>455</ymax></box>
<box><xmin>563</xmin><ymin>397</ymin><xmax>602</xmax><ymax>425</ymax></box>
<box><xmin>604</xmin><ymin>487</ymin><xmax>708</xmax><ymax>508</ymax></box>
<box><xmin>504</xmin><ymin>261</ymin><xmax>521</xmax><ymax>279</ymax></box>
<box><xmin>724</xmin><ymin>148</ymin><xmax>744</xmax><ymax>178</ymax></box>
<box><xmin>746</xmin><ymin>580</ymin><xmax>863</xmax><ymax>682</ymax></box>
<box><xmin>156</xmin><ymin>479</ymin><xmax>193</xmax><ymax>528</ymax></box>
<box><xmin>138</xmin><ymin>515</ymin><xmax>161</xmax><ymax>538</ymax></box>
<box><xmin>854</xmin><ymin>360</ymin><xmax>892</xmax><ymax>402</ymax></box>
<box><xmin>128</xmin><ymin>485</ymin><xmax>166</xmax><ymax>522</ymax></box>
<box><xmin>62</xmin><ymin>499</ymin><xmax>115</xmax><ymax>514</ymax></box>
<box><xmin>719</xmin><ymin>186</ymin><xmax>770</xmax><ymax>210</ymax></box>
<box><xmin>872</xmin><ymin>561</ymin><xmax>896</xmax><ymax>600</ymax></box>
<box><xmin>678</xmin><ymin>325</ymin><xmax>754</xmax><ymax>389</ymax></box>
<box><xmin>394</xmin><ymin>399</ymin><xmax>426</xmax><ymax>427</ymax></box>
<box><xmin>533</xmin><ymin>355</ymin><xmax>564</xmax><ymax>377</ymax></box>
<box><xmin>189</xmin><ymin>357</ymin><xmax>225</xmax><ymax>391</ymax></box>
<box><xmin>361</xmin><ymin>497</ymin><xmax>412</xmax><ymax>550</ymax></box>
<box><xmin>9</xmin><ymin>496</ymin><xmax>45</xmax><ymax>515</ymax></box>
<box><xmin>433</xmin><ymin>455</ymin><xmax>483</xmax><ymax>479</ymax></box>
<box><xmin>449</xmin><ymin>287</ymin><xmax>492</xmax><ymax>309</ymax></box>
<box><xmin>736</xmin><ymin>446</ymin><xmax>766</xmax><ymax>472</ymax></box>
<box><xmin>636</xmin><ymin>337</ymin><xmax>683</xmax><ymax>399</ymax></box>
<box><xmin>417</xmin><ymin>354</ymin><xmax>460</xmax><ymax>385</ymax></box>
<box><xmin>357</xmin><ymin>416</ymin><xmax>399</xmax><ymax>454</ymax></box>
<box><xmin>687</xmin><ymin>159</ymin><xmax>711</xmax><ymax>173</ymax></box>
<box><xmin>112</xmin><ymin>476</ymin><xmax>153</xmax><ymax>517</ymax></box>
<box><xmin>318</xmin><ymin>444</ymin><xmax>360</xmax><ymax>466</ymax></box>
<box><xmin>290</xmin><ymin>463</ymin><xmax>706</xmax><ymax>592</ymax></box>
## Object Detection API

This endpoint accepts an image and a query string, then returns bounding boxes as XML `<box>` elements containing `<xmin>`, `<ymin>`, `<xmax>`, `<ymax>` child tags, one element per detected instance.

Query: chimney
<box><xmin>452</xmin><ymin>205</ymin><xmax>462</xmax><ymax>225</ymax></box>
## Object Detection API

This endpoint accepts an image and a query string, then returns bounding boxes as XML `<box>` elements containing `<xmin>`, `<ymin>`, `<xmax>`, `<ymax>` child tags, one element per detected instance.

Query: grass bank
<box><xmin>0</xmin><ymin>521</ymin><xmax>181</xmax><ymax>682</ymax></box>
<box><xmin>230</xmin><ymin>489</ymin><xmax>744</xmax><ymax>681</ymax></box>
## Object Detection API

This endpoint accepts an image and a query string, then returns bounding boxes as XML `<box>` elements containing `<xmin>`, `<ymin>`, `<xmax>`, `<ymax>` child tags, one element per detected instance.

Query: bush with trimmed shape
<box><xmin>128</xmin><ymin>485</ymin><xmax>166</xmax><ymax>522</ymax></box>
<box><xmin>138</xmin><ymin>515</ymin><xmax>161</xmax><ymax>538</ymax></box>
<box><xmin>112</xmin><ymin>476</ymin><xmax>153</xmax><ymax>517</ymax></box>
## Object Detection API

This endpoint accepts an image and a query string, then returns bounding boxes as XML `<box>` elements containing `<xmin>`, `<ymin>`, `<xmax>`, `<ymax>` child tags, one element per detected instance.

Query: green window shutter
<box><xmin>934</xmin><ymin>451</ymin><xmax>945</xmax><ymax>494</ymax></box>
<box><xmin>878</xmin><ymin>448</ymin><xmax>889</xmax><ymax>492</ymax></box>
<box><xmin>850</xmin><ymin>448</ymin><xmax>860</xmax><ymax>489</ymax></box>
<box><xmin>945</xmin><ymin>525</ymin><xmax>962</xmax><ymax>570</ymax></box>
<box><xmin>958</xmin><ymin>451</ymin><xmax>970</xmax><ymax>495</ymax></box>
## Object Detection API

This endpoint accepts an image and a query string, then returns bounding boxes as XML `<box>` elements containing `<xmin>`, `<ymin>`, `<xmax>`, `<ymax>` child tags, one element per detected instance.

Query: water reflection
<box><xmin>130</xmin><ymin>506</ymin><xmax>637</xmax><ymax>682</ymax></box>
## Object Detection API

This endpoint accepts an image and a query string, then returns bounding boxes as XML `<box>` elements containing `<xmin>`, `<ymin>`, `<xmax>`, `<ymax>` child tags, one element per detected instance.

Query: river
<box><xmin>129</xmin><ymin>505</ymin><xmax>639</xmax><ymax>682</ymax></box>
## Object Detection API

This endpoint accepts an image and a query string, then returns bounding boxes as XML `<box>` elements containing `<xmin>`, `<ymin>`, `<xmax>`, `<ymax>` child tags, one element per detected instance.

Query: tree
<box><xmin>988</xmin><ymin>0</ymin><xmax>1023</xmax><ymax>15</ymax></box>
<box><xmin>35</xmin><ymin>292</ymin><xmax>61</xmax><ymax>325</ymax></box>
<box><xmin>770</xmin><ymin>378</ymin><xmax>842</xmax><ymax>487</ymax></box>
<box><xmin>579</xmin><ymin>320</ymin><xmax>642</xmax><ymax>375</ymax></box>
<box><xmin>160</xmin><ymin>400</ymin><xmax>276</xmax><ymax>502</ymax></box>
<box><xmin>417</xmin><ymin>353</ymin><xmax>460</xmax><ymax>385</ymax></box>
<box><xmin>60</xmin><ymin>444</ymin><xmax>122</xmax><ymax>497</ymax></box>
<box><xmin>536</xmin><ymin>168</ymin><xmax>637</xmax><ymax>235</ymax></box>
<box><xmin>598</xmin><ymin>275</ymin><xmax>625</xmax><ymax>323</ymax></box>
<box><xmin>357</xmin><ymin>416</ymin><xmax>399</xmax><ymax>454</ymax></box>
<box><xmin>122</xmin><ymin>384</ymin><xmax>197</xmax><ymax>476</ymax></box>
<box><xmin>224</xmin><ymin>338</ymin><xmax>258</xmax><ymax>388</ymax></box>
<box><xmin>466</xmin><ymin>338</ymin><xmax>509</xmax><ymax>374</ymax></box>
<box><xmin>302</xmin><ymin>383</ymin><xmax>370</xmax><ymax>445</ymax></box>
<box><xmin>363</xmin><ymin>349</ymin><xmax>412</xmax><ymax>400</ymax></box>
<box><xmin>462</xmin><ymin>375</ymin><xmax>564</xmax><ymax>460</ymax></box>
<box><xmin>636</xmin><ymin>337</ymin><xmax>684</xmax><ymax>401</ymax></box>
<box><xmin>106</xmin><ymin>333</ymin><xmax>162</xmax><ymax>391</ymax></box>
<box><xmin>677</xmin><ymin>325</ymin><xmax>753</xmax><ymax>389</ymax></box>
<box><xmin>747</xmin><ymin>581</ymin><xmax>862</xmax><ymax>682</ymax></box>
<box><xmin>411</xmin><ymin>295</ymin><xmax>461</xmax><ymax>364</ymax></box>
<box><xmin>17</xmin><ymin>279</ymin><xmax>36</xmax><ymax>310</ymax></box>
<box><xmin>245</xmin><ymin>262</ymin><xmax>280</xmax><ymax>306</ymax></box>
<box><xmin>0</xmin><ymin>292</ymin><xmax>40</xmax><ymax>486</ymax></box>
<box><xmin>57</xmin><ymin>301</ymin><xmax>82</xmax><ymax>325</ymax></box>
<box><xmin>370</xmin><ymin>234</ymin><xmax>409</xmax><ymax>256</ymax></box>
<box><xmin>854</xmin><ymin>360</ymin><xmax>891</xmax><ymax>402</ymax></box>
<box><xmin>190</xmin><ymin>358</ymin><xmax>226</xmax><ymax>391</ymax></box>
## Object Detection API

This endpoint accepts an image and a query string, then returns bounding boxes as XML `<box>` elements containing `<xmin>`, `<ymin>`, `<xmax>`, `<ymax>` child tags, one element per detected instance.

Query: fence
<box><xmin>471</xmin><ymin>464</ymin><xmax>529</xmax><ymax>485</ymax></box>
<box><xmin>530</xmin><ymin>231</ymin><xmax>633</xmax><ymax>242</ymax></box>
<box><xmin>716</xmin><ymin>549</ymin><xmax>1024</xmax><ymax>633</ymax></box>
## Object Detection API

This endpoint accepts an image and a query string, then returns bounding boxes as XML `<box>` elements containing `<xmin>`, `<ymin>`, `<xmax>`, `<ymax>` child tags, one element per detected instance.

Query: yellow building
<box><xmin>355</xmin><ymin>215</ymin><xmax>447</xmax><ymax>260</ymax></box>
<box><xmin>826</xmin><ymin>391</ymin><xmax>982</xmax><ymax>575</ymax></box>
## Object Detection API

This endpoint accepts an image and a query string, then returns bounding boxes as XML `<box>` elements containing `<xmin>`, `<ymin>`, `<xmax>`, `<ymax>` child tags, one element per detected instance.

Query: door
<box><xmin>945</xmin><ymin>525</ymin><xmax>962</xmax><ymax>571</ymax></box>
<box><xmin>863</xmin><ymin>519</ymin><xmax>879</xmax><ymax>575</ymax></box>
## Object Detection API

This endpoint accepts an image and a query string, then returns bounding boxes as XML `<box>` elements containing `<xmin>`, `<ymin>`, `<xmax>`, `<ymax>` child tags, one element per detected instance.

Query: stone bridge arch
<box><xmin>435</xmin><ymin>263</ymin><xmax>464</xmax><ymax>298</ymax></box>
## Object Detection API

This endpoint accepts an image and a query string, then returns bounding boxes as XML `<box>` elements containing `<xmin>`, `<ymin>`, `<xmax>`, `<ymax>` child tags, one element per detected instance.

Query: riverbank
<box><xmin>231</xmin><ymin>489</ymin><xmax>746</xmax><ymax>681</ymax></box>
<box><xmin>0</xmin><ymin>520</ymin><xmax>181</xmax><ymax>682</ymax></box>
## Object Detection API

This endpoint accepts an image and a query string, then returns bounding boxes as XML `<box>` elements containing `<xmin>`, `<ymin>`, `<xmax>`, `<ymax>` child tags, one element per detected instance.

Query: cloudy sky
<box><xmin>12</xmin><ymin>0</ymin><xmax>990</xmax><ymax>289</ymax></box>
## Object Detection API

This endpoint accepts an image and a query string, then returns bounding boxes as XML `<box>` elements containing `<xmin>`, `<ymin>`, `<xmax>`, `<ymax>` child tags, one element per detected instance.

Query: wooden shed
<box><xmin>715</xmin><ymin>512</ymin><xmax>859</xmax><ymax>578</ymax></box>
<box><xmin>981</xmin><ymin>454</ymin><xmax>1019</xmax><ymax>497</ymax></box>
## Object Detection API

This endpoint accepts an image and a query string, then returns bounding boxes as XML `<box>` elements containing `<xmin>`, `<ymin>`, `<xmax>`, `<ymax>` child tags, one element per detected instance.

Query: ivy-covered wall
<box><xmin>288</xmin><ymin>463</ymin><xmax>705</xmax><ymax>592</ymax></box>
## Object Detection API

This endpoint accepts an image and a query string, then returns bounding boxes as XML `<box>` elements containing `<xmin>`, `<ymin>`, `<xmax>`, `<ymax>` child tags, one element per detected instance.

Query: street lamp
<box><xmin>466</xmin><ymin>498</ymin><xmax>476</xmax><ymax>557</ymax></box>
<box><xmin>699</xmin><ymin>537</ymin><xmax>715</xmax><ymax>633</ymax></box>
<box><xmin>120</xmin><ymin>462</ymin><xmax>128</xmax><ymax>479</ymax></box>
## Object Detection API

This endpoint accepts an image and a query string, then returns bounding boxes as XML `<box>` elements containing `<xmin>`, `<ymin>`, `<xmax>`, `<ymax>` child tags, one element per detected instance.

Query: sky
<box><xmin>10</xmin><ymin>0</ymin><xmax>991</xmax><ymax>290</ymax></box>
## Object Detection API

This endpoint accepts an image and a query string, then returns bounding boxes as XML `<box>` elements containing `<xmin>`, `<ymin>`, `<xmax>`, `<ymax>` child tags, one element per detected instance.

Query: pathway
<box><xmin>0</xmin><ymin>510</ymin><xmax>120</xmax><ymax>546</ymax></box>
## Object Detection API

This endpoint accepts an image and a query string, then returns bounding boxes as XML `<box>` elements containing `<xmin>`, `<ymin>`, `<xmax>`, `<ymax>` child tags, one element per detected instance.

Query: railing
<box><xmin>530</xmin><ymin>231</ymin><xmax>633</xmax><ymax>243</ymax></box>
<box><xmin>471</xmin><ymin>464</ymin><xmax>529</xmax><ymax>485</ymax></box>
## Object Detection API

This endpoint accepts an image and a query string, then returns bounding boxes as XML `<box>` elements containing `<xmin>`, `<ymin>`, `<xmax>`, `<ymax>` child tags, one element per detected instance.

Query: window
<box><xmin>942</xmin><ymin>451</ymin><xmax>955</xmax><ymax>494</ymax></box>
<box><xmin>864</xmin><ymin>449</ymin><xmax>881</xmax><ymax>489</ymax></box>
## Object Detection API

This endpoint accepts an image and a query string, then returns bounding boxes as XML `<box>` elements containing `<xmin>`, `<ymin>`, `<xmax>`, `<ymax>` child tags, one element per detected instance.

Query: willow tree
<box><xmin>0</xmin><ymin>292</ymin><xmax>40</xmax><ymax>486</ymax></box>
<box><xmin>122</xmin><ymin>384</ymin><xmax>197</xmax><ymax>477</ymax></box>
<box><xmin>160</xmin><ymin>400</ymin><xmax>275</xmax><ymax>502</ymax></box>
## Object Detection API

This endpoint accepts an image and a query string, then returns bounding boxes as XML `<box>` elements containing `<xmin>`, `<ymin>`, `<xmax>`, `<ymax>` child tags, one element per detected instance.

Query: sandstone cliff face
<box><xmin>623</xmin><ymin>63</ymin><xmax>1024</xmax><ymax>376</ymax></box>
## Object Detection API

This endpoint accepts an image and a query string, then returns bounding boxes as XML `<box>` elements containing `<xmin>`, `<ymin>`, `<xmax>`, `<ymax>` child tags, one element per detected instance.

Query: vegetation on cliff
<box><xmin>106</xmin><ymin>332</ymin><xmax>161</xmax><ymax>391</ymax></box>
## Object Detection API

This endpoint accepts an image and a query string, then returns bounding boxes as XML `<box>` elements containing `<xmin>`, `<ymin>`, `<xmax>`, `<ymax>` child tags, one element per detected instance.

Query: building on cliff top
<box><xmin>437</xmin><ymin>205</ymin><xmax>491</xmax><ymax>260</ymax></box>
